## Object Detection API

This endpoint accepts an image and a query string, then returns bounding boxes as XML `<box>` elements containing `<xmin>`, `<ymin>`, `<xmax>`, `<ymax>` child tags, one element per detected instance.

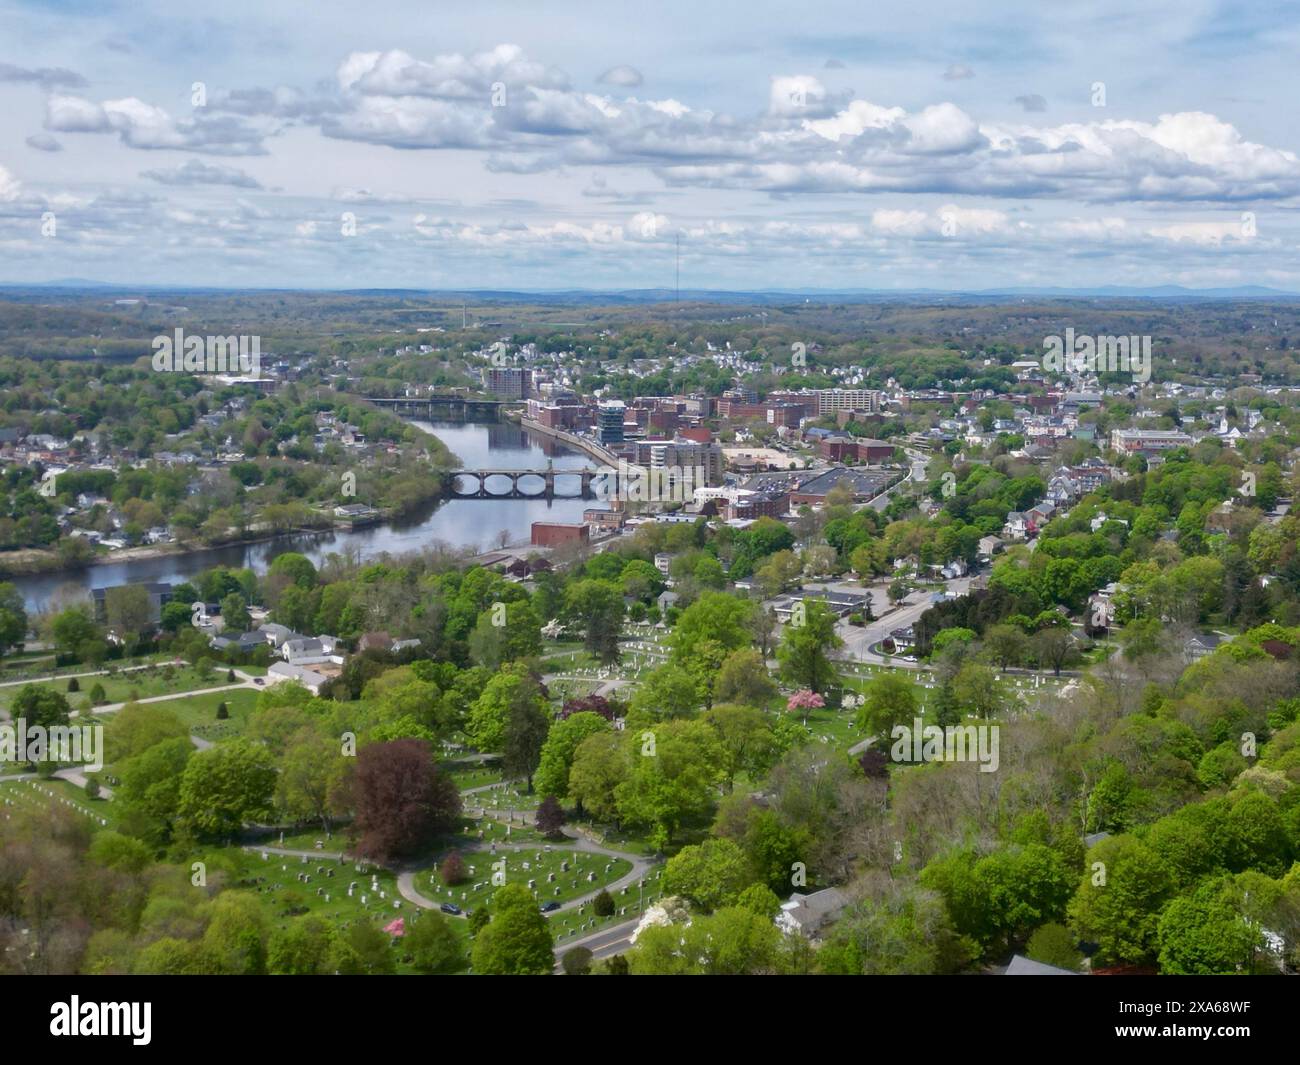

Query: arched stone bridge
<box><xmin>444</xmin><ymin>467</ymin><xmax>616</xmax><ymax>500</ymax></box>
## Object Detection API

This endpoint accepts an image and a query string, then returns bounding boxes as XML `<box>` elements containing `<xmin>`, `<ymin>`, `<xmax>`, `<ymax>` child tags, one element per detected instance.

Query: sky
<box><xmin>1</xmin><ymin>0</ymin><xmax>1299</xmax><ymax>291</ymax></box>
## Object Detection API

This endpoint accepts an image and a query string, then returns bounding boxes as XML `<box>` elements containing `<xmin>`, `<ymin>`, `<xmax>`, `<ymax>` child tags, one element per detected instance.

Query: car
<box><xmin>440</xmin><ymin>903</ymin><xmax>462</xmax><ymax>915</ymax></box>
<box><xmin>540</xmin><ymin>901</ymin><xmax>561</xmax><ymax>913</ymax></box>
<box><xmin>253</xmin><ymin>677</ymin><xmax>265</xmax><ymax>685</ymax></box>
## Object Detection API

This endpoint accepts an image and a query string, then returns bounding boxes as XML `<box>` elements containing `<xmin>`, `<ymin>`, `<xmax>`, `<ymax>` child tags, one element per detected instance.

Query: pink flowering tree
<box><xmin>786</xmin><ymin>689</ymin><xmax>824</xmax><ymax>725</ymax></box>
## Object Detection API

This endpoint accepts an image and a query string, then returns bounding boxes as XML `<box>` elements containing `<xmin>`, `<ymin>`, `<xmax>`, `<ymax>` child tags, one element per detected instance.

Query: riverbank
<box><xmin>516</xmin><ymin>415</ymin><xmax>620</xmax><ymax>466</ymax></box>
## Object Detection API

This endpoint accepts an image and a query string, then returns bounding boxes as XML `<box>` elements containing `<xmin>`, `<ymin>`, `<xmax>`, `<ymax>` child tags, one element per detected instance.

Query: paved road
<box><xmin>554</xmin><ymin>917</ymin><xmax>643</xmax><ymax>968</ymax></box>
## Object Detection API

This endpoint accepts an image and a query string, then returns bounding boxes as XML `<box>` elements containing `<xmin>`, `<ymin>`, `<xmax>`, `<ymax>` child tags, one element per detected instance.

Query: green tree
<box><xmin>406</xmin><ymin>912</ymin><xmax>468</xmax><ymax>973</ymax></box>
<box><xmin>776</xmin><ymin>601</ymin><xmax>842</xmax><ymax>693</ymax></box>
<box><xmin>534</xmin><ymin>712</ymin><xmax>611</xmax><ymax>798</ymax></box>
<box><xmin>1068</xmin><ymin>835</ymin><xmax>1174</xmax><ymax>966</ymax></box>
<box><xmin>470</xmin><ymin>883</ymin><xmax>554</xmax><ymax>975</ymax></box>
<box><xmin>662</xmin><ymin>838</ymin><xmax>751</xmax><ymax>912</ymax></box>
<box><xmin>713</xmin><ymin>648</ymin><xmax>778</xmax><ymax>707</ymax></box>
<box><xmin>177</xmin><ymin>738</ymin><xmax>277</xmax><ymax>839</ymax></box>
<box><xmin>856</xmin><ymin>672</ymin><xmax>918</xmax><ymax>736</ymax></box>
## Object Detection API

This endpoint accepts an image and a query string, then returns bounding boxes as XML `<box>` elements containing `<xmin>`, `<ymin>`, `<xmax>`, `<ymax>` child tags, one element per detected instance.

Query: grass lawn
<box><xmin>2</xmin><ymin>665</ymin><xmax>234</xmax><ymax>714</ymax></box>
<box><xmin>157</xmin><ymin>688</ymin><xmax>261</xmax><ymax>741</ymax></box>
<box><xmin>0</xmin><ymin>776</ymin><xmax>118</xmax><ymax>830</ymax></box>
<box><xmin>441</xmin><ymin>758</ymin><xmax>505</xmax><ymax>792</ymax></box>
<box><xmin>412</xmin><ymin>845</ymin><xmax>632</xmax><ymax>914</ymax></box>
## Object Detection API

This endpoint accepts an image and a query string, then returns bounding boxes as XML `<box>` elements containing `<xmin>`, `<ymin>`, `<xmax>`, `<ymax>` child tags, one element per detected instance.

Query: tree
<box><xmin>535</xmin><ymin>794</ymin><xmax>566</xmax><ymax>837</ymax></box>
<box><xmin>267</xmin><ymin>915</ymin><xmax>355</xmax><ymax>975</ymax></box>
<box><xmin>47</xmin><ymin>606</ymin><xmax>100</xmax><ymax>661</ymax></box>
<box><xmin>627</xmin><ymin>663</ymin><xmax>704</xmax><ymax>725</ymax></box>
<box><xmin>1025</xmin><ymin>922</ymin><xmax>1082</xmax><ymax>971</ymax></box>
<box><xmin>104</xmin><ymin>702</ymin><xmax>187</xmax><ymax>762</ymax></box>
<box><xmin>1032</xmin><ymin>626</ymin><xmax>1076</xmax><ymax>676</ymax></box>
<box><xmin>0</xmin><ymin>582</ymin><xmax>28</xmax><ymax>656</ymax></box>
<box><xmin>561</xmin><ymin>946</ymin><xmax>593</xmax><ymax>975</ymax></box>
<box><xmin>351</xmin><ymin>739</ymin><xmax>461</xmax><ymax>863</ymax></box>
<box><xmin>984</xmin><ymin>623</ymin><xmax>1029</xmax><ymax>669</ymax></box>
<box><xmin>615</xmin><ymin>719</ymin><xmax>724</xmax><ymax>850</ymax></box>
<box><xmin>219</xmin><ymin>592</ymin><xmax>251</xmax><ymax>634</ymax></box>
<box><xmin>440</xmin><ymin>851</ymin><xmax>467</xmax><ymax>886</ymax></box>
<box><xmin>277</xmin><ymin>729</ymin><xmax>349</xmax><ymax>834</ymax></box>
<box><xmin>951</xmin><ymin>661</ymin><xmax>1007</xmax><ymax>720</ymax></box>
<box><xmin>503</xmin><ymin>687</ymin><xmax>550</xmax><ymax>793</ymax></box>
<box><xmin>776</xmin><ymin>601</ymin><xmax>842</xmax><ymax>694</ymax></box>
<box><xmin>856</xmin><ymin>672</ymin><xmax>918</xmax><ymax>736</ymax></box>
<box><xmin>470</xmin><ymin>883</ymin><xmax>554</xmax><ymax>975</ymax></box>
<box><xmin>534</xmin><ymin>711</ymin><xmax>611</xmax><ymax>798</ymax></box>
<box><xmin>202</xmin><ymin>892</ymin><xmax>269</xmax><ymax>975</ymax></box>
<box><xmin>705</xmin><ymin>703</ymin><xmax>778</xmax><ymax>789</ymax></box>
<box><xmin>10</xmin><ymin>684</ymin><xmax>72</xmax><ymax>731</ymax></box>
<box><xmin>1157</xmin><ymin>879</ymin><xmax>1262</xmax><ymax>974</ymax></box>
<box><xmin>713</xmin><ymin>648</ymin><xmax>777</xmax><ymax>707</ymax></box>
<box><xmin>567</xmin><ymin>732</ymin><xmax>630</xmax><ymax>823</ymax></box>
<box><xmin>563</xmin><ymin>580</ymin><xmax>624</xmax><ymax>665</ymax></box>
<box><xmin>662</xmin><ymin>838</ymin><xmax>751</xmax><ymax>912</ymax></box>
<box><xmin>469</xmin><ymin>600</ymin><xmax>542</xmax><ymax>670</ymax></box>
<box><xmin>104</xmin><ymin>585</ymin><xmax>152</xmax><ymax>638</ymax></box>
<box><xmin>406</xmin><ymin>912</ymin><xmax>468</xmax><ymax>974</ymax></box>
<box><xmin>671</xmin><ymin>592</ymin><xmax>756</xmax><ymax>664</ymax></box>
<box><xmin>467</xmin><ymin>665</ymin><xmax>548</xmax><ymax>754</ymax></box>
<box><xmin>177</xmin><ymin>738</ymin><xmax>277</xmax><ymax>839</ymax></box>
<box><xmin>115</xmin><ymin>737</ymin><xmax>192</xmax><ymax>846</ymax></box>
<box><xmin>592</xmin><ymin>889</ymin><xmax>615</xmax><ymax>917</ymax></box>
<box><xmin>1067</xmin><ymin>835</ymin><xmax>1174</xmax><ymax>966</ymax></box>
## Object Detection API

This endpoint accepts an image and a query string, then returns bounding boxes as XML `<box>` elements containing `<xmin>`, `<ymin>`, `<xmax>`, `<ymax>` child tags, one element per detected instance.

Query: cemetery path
<box><xmin>69</xmin><ymin>674</ymin><xmax>260</xmax><ymax>719</ymax></box>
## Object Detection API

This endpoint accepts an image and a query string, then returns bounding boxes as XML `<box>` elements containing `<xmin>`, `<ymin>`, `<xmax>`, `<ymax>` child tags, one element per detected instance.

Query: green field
<box><xmin>1</xmin><ymin>665</ymin><xmax>239</xmax><ymax>714</ymax></box>
<box><xmin>412</xmin><ymin>845</ymin><xmax>632</xmax><ymax>914</ymax></box>
<box><xmin>0</xmin><ymin>776</ymin><xmax>118</xmax><ymax>829</ymax></box>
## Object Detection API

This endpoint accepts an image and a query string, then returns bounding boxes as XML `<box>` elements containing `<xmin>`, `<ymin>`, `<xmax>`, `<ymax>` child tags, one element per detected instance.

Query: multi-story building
<box><xmin>1110</xmin><ymin>428</ymin><xmax>1194</xmax><ymax>454</ymax></box>
<box><xmin>481</xmin><ymin>366</ymin><xmax>532</xmax><ymax>399</ymax></box>
<box><xmin>597</xmin><ymin>401</ymin><xmax>626</xmax><ymax>444</ymax></box>
<box><xmin>816</xmin><ymin>389</ymin><xmax>883</xmax><ymax>415</ymax></box>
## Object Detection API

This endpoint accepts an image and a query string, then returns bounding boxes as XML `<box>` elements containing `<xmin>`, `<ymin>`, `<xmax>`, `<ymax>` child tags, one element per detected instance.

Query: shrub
<box><xmin>216</xmin><ymin>702</ymin><xmax>229</xmax><ymax>720</ymax></box>
<box><xmin>89</xmin><ymin>683</ymin><xmax>106</xmax><ymax>706</ymax></box>
<box><xmin>67</xmin><ymin>676</ymin><xmax>80</xmax><ymax>693</ymax></box>
<box><xmin>561</xmin><ymin>946</ymin><xmax>593</xmax><ymax>975</ymax></box>
<box><xmin>84</xmin><ymin>776</ymin><xmax>101</xmax><ymax>799</ymax></box>
<box><xmin>593</xmin><ymin>890</ymin><xmax>615</xmax><ymax>917</ymax></box>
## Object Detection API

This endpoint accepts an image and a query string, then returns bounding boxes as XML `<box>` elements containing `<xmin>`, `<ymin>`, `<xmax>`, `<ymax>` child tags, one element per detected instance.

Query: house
<box><xmin>1004</xmin><ymin>955</ymin><xmax>1079</xmax><ymax>976</ymax></box>
<box><xmin>267</xmin><ymin>661</ymin><xmax>330</xmax><ymax>694</ymax></box>
<box><xmin>1003</xmin><ymin>512</ymin><xmax>1029</xmax><ymax>541</ymax></box>
<box><xmin>209</xmin><ymin>631</ymin><xmax>267</xmax><ymax>653</ymax></box>
<box><xmin>257</xmin><ymin>622</ymin><xmax>299</xmax><ymax>649</ymax></box>
<box><xmin>977</xmin><ymin>535</ymin><xmax>1003</xmax><ymax>561</ymax></box>
<box><xmin>281</xmin><ymin>636</ymin><xmax>343</xmax><ymax>666</ymax></box>
<box><xmin>1185</xmin><ymin>632</ymin><xmax>1224</xmax><ymax>659</ymax></box>
<box><xmin>657</xmin><ymin>590</ymin><xmax>680</xmax><ymax>614</ymax></box>
<box><xmin>776</xmin><ymin>888</ymin><xmax>849</xmax><ymax>938</ymax></box>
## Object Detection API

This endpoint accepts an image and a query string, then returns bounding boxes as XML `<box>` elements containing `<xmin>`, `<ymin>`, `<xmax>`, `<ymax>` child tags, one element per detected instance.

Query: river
<box><xmin>11</xmin><ymin>419</ymin><xmax>599</xmax><ymax>613</ymax></box>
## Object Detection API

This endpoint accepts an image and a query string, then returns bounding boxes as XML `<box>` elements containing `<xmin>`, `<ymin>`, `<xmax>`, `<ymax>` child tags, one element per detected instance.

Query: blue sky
<box><xmin>1</xmin><ymin>0</ymin><xmax>1298</xmax><ymax>290</ymax></box>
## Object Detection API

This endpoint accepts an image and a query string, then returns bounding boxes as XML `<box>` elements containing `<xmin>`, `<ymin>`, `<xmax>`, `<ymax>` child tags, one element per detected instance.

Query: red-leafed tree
<box><xmin>535</xmin><ymin>794</ymin><xmax>566</xmax><ymax>838</ymax></box>
<box><xmin>440</xmin><ymin>850</ymin><xmax>467</xmax><ymax>886</ymax></box>
<box><xmin>560</xmin><ymin>694</ymin><xmax>616</xmax><ymax>721</ymax></box>
<box><xmin>351</xmin><ymin>739</ymin><xmax>461</xmax><ymax>863</ymax></box>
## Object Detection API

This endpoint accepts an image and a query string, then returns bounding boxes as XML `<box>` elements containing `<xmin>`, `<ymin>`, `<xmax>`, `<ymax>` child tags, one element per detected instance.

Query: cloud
<box><xmin>597</xmin><ymin>65</ymin><xmax>643</xmax><ymax>87</ymax></box>
<box><xmin>25</xmin><ymin>133</ymin><xmax>62</xmax><ymax>152</ymax></box>
<box><xmin>45</xmin><ymin>94</ymin><xmax>267</xmax><ymax>154</ymax></box>
<box><xmin>824</xmin><ymin>58</ymin><xmax>846</xmax><ymax>69</ymax></box>
<box><xmin>0</xmin><ymin>164</ymin><xmax>21</xmax><ymax>202</ymax></box>
<box><xmin>0</xmin><ymin>62</ymin><xmax>86</xmax><ymax>90</ymax></box>
<box><xmin>141</xmin><ymin>159</ymin><xmax>262</xmax><ymax>188</ymax></box>
<box><xmin>943</xmin><ymin>64</ymin><xmax>975</xmax><ymax>81</ymax></box>
<box><xmin>1014</xmin><ymin>94</ymin><xmax>1047</xmax><ymax>112</ymax></box>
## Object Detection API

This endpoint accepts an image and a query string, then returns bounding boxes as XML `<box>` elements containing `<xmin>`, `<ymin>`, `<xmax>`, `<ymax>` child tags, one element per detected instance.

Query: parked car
<box><xmin>253</xmin><ymin>677</ymin><xmax>265</xmax><ymax>685</ymax></box>
<box><xmin>440</xmin><ymin>903</ymin><xmax>462</xmax><ymax>915</ymax></box>
<box><xmin>540</xmin><ymin>901</ymin><xmax>561</xmax><ymax>913</ymax></box>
